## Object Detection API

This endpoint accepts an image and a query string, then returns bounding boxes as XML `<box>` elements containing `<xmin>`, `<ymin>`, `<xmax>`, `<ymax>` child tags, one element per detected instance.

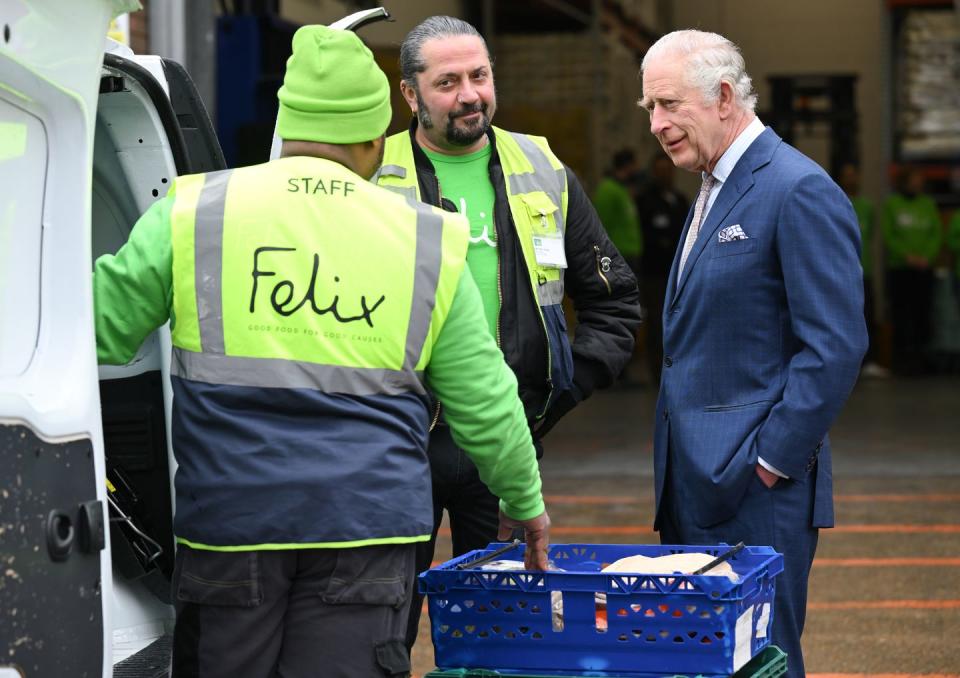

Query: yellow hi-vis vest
<box><xmin>375</xmin><ymin>127</ymin><xmax>570</xmax><ymax>415</ymax></box>
<box><xmin>164</xmin><ymin>156</ymin><xmax>469</xmax><ymax>550</ymax></box>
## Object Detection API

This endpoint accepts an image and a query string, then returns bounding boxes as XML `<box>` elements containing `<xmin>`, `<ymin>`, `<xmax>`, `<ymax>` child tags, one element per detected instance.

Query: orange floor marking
<box><xmin>541</xmin><ymin>493</ymin><xmax>960</xmax><ymax>506</ymax></box>
<box><xmin>831</xmin><ymin>524</ymin><xmax>960</xmax><ymax>534</ymax></box>
<box><xmin>835</xmin><ymin>493</ymin><xmax>960</xmax><ymax>503</ymax></box>
<box><xmin>438</xmin><ymin>524</ymin><xmax>960</xmax><ymax>537</ymax></box>
<box><xmin>814</xmin><ymin>557</ymin><xmax>960</xmax><ymax>567</ymax></box>
<box><xmin>808</xmin><ymin>599</ymin><xmax>960</xmax><ymax>610</ymax></box>
<box><xmin>545</xmin><ymin>494</ymin><xmax>642</xmax><ymax>504</ymax></box>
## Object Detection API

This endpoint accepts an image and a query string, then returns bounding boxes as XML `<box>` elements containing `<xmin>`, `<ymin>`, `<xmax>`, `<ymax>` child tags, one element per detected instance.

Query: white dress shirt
<box><xmin>701</xmin><ymin>116</ymin><xmax>766</xmax><ymax>222</ymax></box>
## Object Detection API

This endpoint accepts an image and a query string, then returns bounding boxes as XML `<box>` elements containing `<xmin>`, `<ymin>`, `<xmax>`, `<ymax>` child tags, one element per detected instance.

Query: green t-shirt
<box><xmin>850</xmin><ymin>195</ymin><xmax>874</xmax><ymax>277</ymax></box>
<box><xmin>881</xmin><ymin>193</ymin><xmax>942</xmax><ymax>269</ymax></box>
<box><xmin>424</xmin><ymin>145</ymin><xmax>500</xmax><ymax>339</ymax></box>
<box><xmin>592</xmin><ymin>177</ymin><xmax>641</xmax><ymax>258</ymax></box>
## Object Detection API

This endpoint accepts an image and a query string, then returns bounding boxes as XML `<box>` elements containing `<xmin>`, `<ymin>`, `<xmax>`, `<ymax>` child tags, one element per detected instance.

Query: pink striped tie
<box><xmin>677</xmin><ymin>173</ymin><xmax>716</xmax><ymax>279</ymax></box>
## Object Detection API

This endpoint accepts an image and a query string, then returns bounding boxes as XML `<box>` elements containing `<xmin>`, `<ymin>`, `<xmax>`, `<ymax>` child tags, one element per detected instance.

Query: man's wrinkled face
<box><xmin>640</xmin><ymin>56</ymin><xmax>725</xmax><ymax>173</ymax></box>
<box><xmin>404</xmin><ymin>35</ymin><xmax>496</xmax><ymax>152</ymax></box>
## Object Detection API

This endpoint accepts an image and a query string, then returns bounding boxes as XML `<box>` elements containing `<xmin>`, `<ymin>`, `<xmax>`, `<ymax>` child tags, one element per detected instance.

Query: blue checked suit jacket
<box><xmin>653</xmin><ymin>128</ymin><xmax>867</xmax><ymax>530</ymax></box>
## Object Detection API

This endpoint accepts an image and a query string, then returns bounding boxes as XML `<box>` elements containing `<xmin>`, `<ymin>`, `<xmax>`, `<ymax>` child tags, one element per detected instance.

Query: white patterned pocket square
<box><xmin>718</xmin><ymin>224</ymin><xmax>749</xmax><ymax>242</ymax></box>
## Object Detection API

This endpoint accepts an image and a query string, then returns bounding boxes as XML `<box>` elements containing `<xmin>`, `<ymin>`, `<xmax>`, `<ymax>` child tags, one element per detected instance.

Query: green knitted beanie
<box><xmin>277</xmin><ymin>25</ymin><xmax>391</xmax><ymax>144</ymax></box>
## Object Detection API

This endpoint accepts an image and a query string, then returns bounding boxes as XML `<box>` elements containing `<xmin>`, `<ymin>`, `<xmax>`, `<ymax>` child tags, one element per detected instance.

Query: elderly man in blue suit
<box><xmin>639</xmin><ymin>31</ymin><xmax>867</xmax><ymax>677</ymax></box>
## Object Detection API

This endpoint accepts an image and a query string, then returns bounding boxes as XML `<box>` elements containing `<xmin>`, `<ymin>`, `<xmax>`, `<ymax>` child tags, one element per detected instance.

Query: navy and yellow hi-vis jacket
<box><xmin>93</xmin><ymin>156</ymin><xmax>545</xmax><ymax>551</ymax></box>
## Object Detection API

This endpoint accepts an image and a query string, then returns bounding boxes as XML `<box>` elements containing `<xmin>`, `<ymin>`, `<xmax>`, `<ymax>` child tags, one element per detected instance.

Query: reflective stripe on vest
<box><xmin>171</xmin><ymin>158</ymin><xmax>461</xmax><ymax>397</ymax></box>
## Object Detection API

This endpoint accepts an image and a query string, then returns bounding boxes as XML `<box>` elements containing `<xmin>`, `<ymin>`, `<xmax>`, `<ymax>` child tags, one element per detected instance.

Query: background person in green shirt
<box><xmin>948</xmin><ymin>210</ymin><xmax>960</xmax><ymax>317</ymax></box>
<box><xmin>593</xmin><ymin>148</ymin><xmax>643</xmax><ymax>276</ymax></box>
<box><xmin>882</xmin><ymin>167</ymin><xmax>943</xmax><ymax>374</ymax></box>
<box><xmin>593</xmin><ymin>148</ymin><xmax>644</xmax><ymax>383</ymax></box>
<box><xmin>838</xmin><ymin>162</ymin><xmax>887</xmax><ymax>377</ymax></box>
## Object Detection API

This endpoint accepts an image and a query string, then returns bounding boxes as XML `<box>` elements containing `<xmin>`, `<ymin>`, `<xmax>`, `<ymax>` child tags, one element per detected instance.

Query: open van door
<box><xmin>0</xmin><ymin>1</ymin><xmax>140</xmax><ymax>676</ymax></box>
<box><xmin>1</xmin><ymin>1</ymin><xmax>225</xmax><ymax>675</ymax></box>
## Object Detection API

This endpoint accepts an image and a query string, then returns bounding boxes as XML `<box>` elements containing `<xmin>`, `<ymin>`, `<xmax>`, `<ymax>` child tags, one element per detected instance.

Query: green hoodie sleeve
<box><xmin>425</xmin><ymin>269</ymin><xmax>545</xmax><ymax>522</ymax></box>
<box><xmin>881</xmin><ymin>196</ymin><xmax>906</xmax><ymax>266</ymax></box>
<box><xmin>949</xmin><ymin>211</ymin><xmax>960</xmax><ymax>276</ymax></box>
<box><xmin>93</xmin><ymin>196</ymin><xmax>175</xmax><ymax>364</ymax></box>
<box><xmin>919</xmin><ymin>197</ymin><xmax>943</xmax><ymax>261</ymax></box>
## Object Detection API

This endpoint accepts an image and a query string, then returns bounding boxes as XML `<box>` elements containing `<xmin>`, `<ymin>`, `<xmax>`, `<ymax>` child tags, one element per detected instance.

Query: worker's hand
<box><xmin>498</xmin><ymin>508</ymin><xmax>551</xmax><ymax>571</ymax></box>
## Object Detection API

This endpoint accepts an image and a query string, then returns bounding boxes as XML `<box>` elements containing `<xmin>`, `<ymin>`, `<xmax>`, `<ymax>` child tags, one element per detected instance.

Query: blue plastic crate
<box><xmin>420</xmin><ymin>543</ymin><xmax>784</xmax><ymax>677</ymax></box>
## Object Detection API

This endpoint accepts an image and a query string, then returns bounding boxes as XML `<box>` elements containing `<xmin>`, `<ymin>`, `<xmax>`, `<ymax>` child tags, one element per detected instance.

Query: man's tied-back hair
<box><xmin>400</xmin><ymin>16</ymin><xmax>490</xmax><ymax>90</ymax></box>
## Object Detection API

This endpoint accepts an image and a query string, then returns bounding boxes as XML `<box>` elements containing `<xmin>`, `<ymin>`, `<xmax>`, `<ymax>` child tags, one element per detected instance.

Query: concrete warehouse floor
<box><xmin>411</xmin><ymin>375</ymin><xmax>960</xmax><ymax>677</ymax></box>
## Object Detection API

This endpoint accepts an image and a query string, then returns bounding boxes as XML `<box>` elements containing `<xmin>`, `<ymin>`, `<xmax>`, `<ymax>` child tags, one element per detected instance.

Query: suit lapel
<box><xmin>671</xmin><ymin>128</ymin><xmax>780</xmax><ymax>306</ymax></box>
<box><xmin>665</xmin><ymin>204</ymin><xmax>695</xmax><ymax>308</ymax></box>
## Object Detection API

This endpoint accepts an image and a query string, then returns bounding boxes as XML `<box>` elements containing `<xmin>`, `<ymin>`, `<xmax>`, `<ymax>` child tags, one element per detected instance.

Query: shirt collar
<box><xmin>705</xmin><ymin>116</ymin><xmax>766</xmax><ymax>184</ymax></box>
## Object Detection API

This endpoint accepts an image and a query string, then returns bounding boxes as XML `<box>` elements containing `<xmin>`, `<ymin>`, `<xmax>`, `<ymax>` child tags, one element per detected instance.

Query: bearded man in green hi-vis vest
<box><xmin>372</xmin><ymin>15</ymin><xmax>643</xmax><ymax>653</ymax></box>
<box><xmin>93</xmin><ymin>25</ymin><xmax>550</xmax><ymax>678</ymax></box>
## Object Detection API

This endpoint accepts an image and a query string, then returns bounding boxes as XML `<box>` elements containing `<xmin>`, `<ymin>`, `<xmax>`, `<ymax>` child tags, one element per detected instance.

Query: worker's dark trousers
<box><xmin>171</xmin><ymin>543</ymin><xmax>415</xmax><ymax>678</ymax></box>
<box><xmin>659</xmin><ymin>465</ymin><xmax>818</xmax><ymax>678</ymax></box>
<box><xmin>404</xmin><ymin>425</ymin><xmax>501</xmax><ymax>652</ymax></box>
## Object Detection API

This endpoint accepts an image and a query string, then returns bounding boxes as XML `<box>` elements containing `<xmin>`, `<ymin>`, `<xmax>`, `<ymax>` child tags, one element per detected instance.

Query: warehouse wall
<box><xmin>668</xmin><ymin>0</ymin><xmax>887</xmax><ymax>205</ymax></box>
<box><xmin>493</xmin><ymin>32</ymin><xmax>659</xmax><ymax>187</ymax></box>
<box><xmin>281</xmin><ymin>0</ymin><xmax>465</xmax><ymax>44</ymax></box>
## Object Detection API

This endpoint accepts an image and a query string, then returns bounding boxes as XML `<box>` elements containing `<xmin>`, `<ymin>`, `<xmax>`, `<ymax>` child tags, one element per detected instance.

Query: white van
<box><xmin>0</xmin><ymin>3</ymin><xmax>387</xmax><ymax>675</ymax></box>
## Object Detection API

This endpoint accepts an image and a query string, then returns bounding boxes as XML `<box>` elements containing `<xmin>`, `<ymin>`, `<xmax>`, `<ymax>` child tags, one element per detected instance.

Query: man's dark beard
<box><xmin>444</xmin><ymin>103</ymin><xmax>490</xmax><ymax>146</ymax></box>
<box><xmin>415</xmin><ymin>88</ymin><xmax>491</xmax><ymax>147</ymax></box>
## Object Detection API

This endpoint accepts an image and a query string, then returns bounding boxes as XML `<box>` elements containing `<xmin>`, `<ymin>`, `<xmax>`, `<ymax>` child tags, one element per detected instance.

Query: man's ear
<box><xmin>717</xmin><ymin>80</ymin><xmax>735</xmax><ymax>119</ymax></box>
<box><xmin>400</xmin><ymin>80</ymin><xmax>418</xmax><ymax>113</ymax></box>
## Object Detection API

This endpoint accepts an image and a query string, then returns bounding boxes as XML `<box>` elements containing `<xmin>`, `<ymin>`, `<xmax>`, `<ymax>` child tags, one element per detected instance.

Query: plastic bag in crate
<box><xmin>420</xmin><ymin>543</ymin><xmax>783</xmax><ymax>677</ymax></box>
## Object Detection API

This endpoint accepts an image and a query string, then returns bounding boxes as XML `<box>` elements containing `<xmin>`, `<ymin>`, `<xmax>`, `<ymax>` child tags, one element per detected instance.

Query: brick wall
<box><xmin>493</xmin><ymin>31</ymin><xmax>659</xmax><ymax>190</ymax></box>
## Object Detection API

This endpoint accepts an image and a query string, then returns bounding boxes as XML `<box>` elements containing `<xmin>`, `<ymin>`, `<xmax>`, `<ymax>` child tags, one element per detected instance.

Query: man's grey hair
<box><xmin>641</xmin><ymin>30</ymin><xmax>757</xmax><ymax>112</ymax></box>
<box><xmin>399</xmin><ymin>15</ymin><xmax>490</xmax><ymax>89</ymax></box>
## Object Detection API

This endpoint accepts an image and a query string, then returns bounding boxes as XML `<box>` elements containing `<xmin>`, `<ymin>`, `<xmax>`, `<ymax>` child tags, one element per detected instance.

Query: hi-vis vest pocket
<box><xmin>518</xmin><ymin>192</ymin><xmax>561</xmax><ymax>236</ymax></box>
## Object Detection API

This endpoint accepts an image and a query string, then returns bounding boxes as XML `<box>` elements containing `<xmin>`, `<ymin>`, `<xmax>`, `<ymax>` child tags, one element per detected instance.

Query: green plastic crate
<box><xmin>424</xmin><ymin>644</ymin><xmax>787</xmax><ymax>678</ymax></box>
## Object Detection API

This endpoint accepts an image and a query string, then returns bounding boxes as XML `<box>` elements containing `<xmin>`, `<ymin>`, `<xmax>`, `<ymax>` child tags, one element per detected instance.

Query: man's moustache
<box><xmin>451</xmin><ymin>104</ymin><xmax>486</xmax><ymax>118</ymax></box>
